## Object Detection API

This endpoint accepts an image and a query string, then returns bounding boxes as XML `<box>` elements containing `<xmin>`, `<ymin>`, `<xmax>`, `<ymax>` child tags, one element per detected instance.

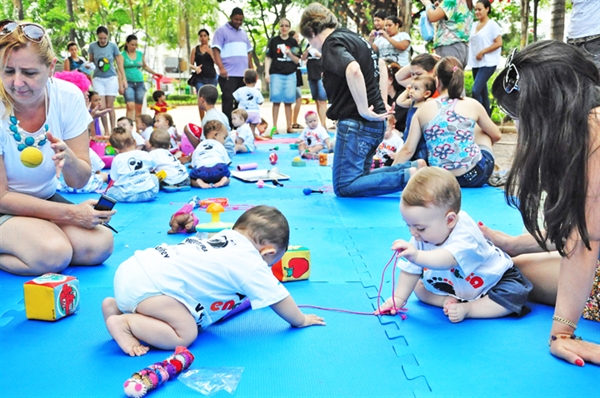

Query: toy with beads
<box><xmin>123</xmin><ymin>346</ymin><xmax>194</xmax><ymax>397</ymax></box>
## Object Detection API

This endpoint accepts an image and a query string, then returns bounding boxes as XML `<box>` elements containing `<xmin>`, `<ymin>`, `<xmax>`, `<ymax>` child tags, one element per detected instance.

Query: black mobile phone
<box><xmin>94</xmin><ymin>194</ymin><xmax>117</xmax><ymax>211</ymax></box>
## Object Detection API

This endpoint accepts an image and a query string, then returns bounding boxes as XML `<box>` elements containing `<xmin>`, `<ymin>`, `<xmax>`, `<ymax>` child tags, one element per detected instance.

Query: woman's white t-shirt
<box><xmin>0</xmin><ymin>79</ymin><xmax>92</xmax><ymax>199</ymax></box>
<box><xmin>468</xmin><ymin>20</ymin><xmax>502</xmax><ymax>68</ymax></box>
<box><xmin>377</xmin><ymin>32</ymin><xmax>412</xmax><ymax>66</ymax></box>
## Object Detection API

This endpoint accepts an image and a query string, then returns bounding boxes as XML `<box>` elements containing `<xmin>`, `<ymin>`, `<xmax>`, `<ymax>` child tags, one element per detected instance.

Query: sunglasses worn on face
<box><xmin>0</xmin><ymin>20</ymin><xmax>46</xmax><ymax>43</ymax></box>
<box><xmin>504</xmin><ymin>48</ymin><xmax>520</xmax><ymax>94</ymax></box>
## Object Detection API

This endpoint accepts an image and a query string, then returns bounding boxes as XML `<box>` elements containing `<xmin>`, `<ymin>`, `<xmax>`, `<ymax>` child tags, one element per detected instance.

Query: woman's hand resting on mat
<box><xmin>549</xmin><ymin>334</ymin><xmax>600</xmax><ymax>367</ymax></box>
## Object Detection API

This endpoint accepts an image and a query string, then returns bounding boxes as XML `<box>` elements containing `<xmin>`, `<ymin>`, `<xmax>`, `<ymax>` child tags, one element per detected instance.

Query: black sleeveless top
<box><xmin>193</xmin><ymin>46</ymin><xmax>217</xmax><ymax>79</ymax></box>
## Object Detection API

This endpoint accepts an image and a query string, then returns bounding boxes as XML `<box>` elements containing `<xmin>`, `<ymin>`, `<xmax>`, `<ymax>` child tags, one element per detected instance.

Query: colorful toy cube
<box><xmin>272</xmin><ymin>246</ymin><xmax>311</xmax><ymax>282</ymax></box>
<box><xmin>24</xmin><ymin>273</ymin><xmax>80</xmax><ymax>321</ymax></box>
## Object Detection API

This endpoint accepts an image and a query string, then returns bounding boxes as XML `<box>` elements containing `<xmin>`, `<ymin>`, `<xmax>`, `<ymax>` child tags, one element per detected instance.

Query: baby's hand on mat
<box><xmin>374</xmin><ymin>296</ymin><xmax>403</xmax><ymax>315</ymax></box>
<box><xmin>298</xmin><ymin>314</ymin><xmax>326</xmax><ymax>327</ymax></box>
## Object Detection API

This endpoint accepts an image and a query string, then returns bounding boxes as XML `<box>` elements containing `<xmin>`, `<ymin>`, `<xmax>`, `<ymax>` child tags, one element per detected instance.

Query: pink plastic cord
<box><xmin>299</xmin><ymin>252</ymin><xmax>407</xmax><ymax>320</ymax></box>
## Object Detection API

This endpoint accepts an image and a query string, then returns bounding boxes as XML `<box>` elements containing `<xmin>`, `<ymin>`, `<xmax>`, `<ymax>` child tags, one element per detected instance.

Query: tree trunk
<box><xmin>65</xmin><ymin>0</ymin><xmax>75</xmax><ymax>41</ymax></box>
<box><xmin>398</xmin><ymin>0</ymin><xmax>412</xmax><ymax>33</ymax></box>
<box><xmin>12</xmin><ymin>0</ymin><xmax>24</xmax><ymax>20</ymax></box>
<box><xmin>550</xmin><ymin>0</ymin><xmax>566</xmax><ymax>41</ymax></box>
<box><xmin>520</xmin><ymin>0</ymin><xmax>530</xmax><ymax>47</ymax></box>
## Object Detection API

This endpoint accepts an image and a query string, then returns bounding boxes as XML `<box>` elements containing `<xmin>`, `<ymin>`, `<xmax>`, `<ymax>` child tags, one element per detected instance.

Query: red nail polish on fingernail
<box><xmin>478</xmin><ymin>221</ymin><xmax>483</xmax><ymax>226</ymax></box>
<box><xmin>575</xmin><ymin>359</ymin><xmax>584</xmax><ymax>367</ymax></box>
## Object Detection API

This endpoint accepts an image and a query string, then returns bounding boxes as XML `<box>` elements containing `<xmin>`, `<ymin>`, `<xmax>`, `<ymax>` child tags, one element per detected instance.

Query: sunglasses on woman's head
<box><xmin>503</xmin><ymin>48</ymin><xmax>520</xmax><ymax>94</ymax></box>
<box><xmin>0</xmin><ymin>20</ymin><xmax>46</xmax><ymax>43</ymax></box>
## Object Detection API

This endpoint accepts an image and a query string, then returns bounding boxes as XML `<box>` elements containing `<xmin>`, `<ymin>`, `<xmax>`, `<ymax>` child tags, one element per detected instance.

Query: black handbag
<box><xmin>187</xmin><ymin>72</ymin><xmax>199</xmax><ymax>87</ymax></box>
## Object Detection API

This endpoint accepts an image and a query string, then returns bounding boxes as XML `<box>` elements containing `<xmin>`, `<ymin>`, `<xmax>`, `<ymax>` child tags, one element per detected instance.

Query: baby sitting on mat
<box><xmin>377</xmin><ymin>167</ymin><xmax>532</xmax><ymax>322</ymax></box>
<box><xmin>102</xmin><ymin>206</ymin><xmax>325</xmax><ymax>356</ymax></box>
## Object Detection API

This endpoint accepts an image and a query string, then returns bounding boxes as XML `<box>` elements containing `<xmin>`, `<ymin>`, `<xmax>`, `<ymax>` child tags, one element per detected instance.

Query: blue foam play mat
<box><xmin>1</xmin><ymin>137</ymin><xmax>598</xmax><ymax>397</ymax></box>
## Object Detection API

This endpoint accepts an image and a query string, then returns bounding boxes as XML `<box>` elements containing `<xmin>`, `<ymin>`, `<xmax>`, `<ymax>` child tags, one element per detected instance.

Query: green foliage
<box><xmin>463</xmin><ymin>71</ymin><xmax>508</xmax><ymax>124</ymax></box>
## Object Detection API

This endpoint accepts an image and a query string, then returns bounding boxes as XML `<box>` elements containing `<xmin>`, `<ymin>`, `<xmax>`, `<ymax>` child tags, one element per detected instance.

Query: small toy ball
<box><xmin>303</xmin><ymin>188</ymin><xmax>324</xmax><ymax>195</ymax></box>
<box><xmin>123</xmin><ymin>379</ymin><xmax>147</xmax><ymax>398</ymax></box>
<box><xmin>269</xmin><ymin>152</ymin><xmax>278</xmax><ymax>165</ymax></box>
<box><xmin>105</xmin><ymin>145</ymin><xmax>116</xmax><ymax>156</ymax></box>
<box><xmin>256</xmin><ymin>179</ymin><xmax>265</xmax><ymax>188</ymax></box>
<box><xmin>20</xmin><ymin>146</ymin><xmax>43</xmax><ymax>168</ymax></box>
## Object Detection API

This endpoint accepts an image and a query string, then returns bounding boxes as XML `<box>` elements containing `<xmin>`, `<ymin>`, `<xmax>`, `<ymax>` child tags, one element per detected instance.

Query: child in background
<box><xmin>117</xmin><ymin>116</ymin><xmax>146</xmax><ymax>150</ymax></box>
<box><xmin>196</xmin><ymin>85</ymin><xmax>235</xmax><ymax>158</ymax></box>
<box><xmin>88</xmin><ymin>91</ymin><xmax>109</xmax><ymax>136</ymax></box>
<box><xmin>376</xmin><ymin>114</ymin><xmax>404</xmax><ymax>167</ymax></box>
<box><xmin>136</xmin><ymin>114</ymin><xmax>154</xmax><ymax>141</ymax></box>
<box><xmin>296</xmin><ymin>111</ymin><xmax>331</xmax><ymax>159</ymax></box>
<box><xmin>148</xmin><ymin>128</ymin><xmax>191</xmax><ymax>192</ymax></box>
<box><xmin>376</xmin><ymin>167</ymin><xmax>532</xmax><ymax>323</ymax></box>
<box><xmin>231</xmin><ymin>109</ymin><xmax>255</xmax><ymax>153</ymax></box>
<box><xmin>106</xmin><ymin>127</ymin><xmax>159</xmax><ymax>202</ymax></box>
<box><xmin>233</xmin><ymin>69</ymin><xmax>264</xmax><ymax>135</ymax></box>
<box><xmin>151</xmin><ymin>90</ymin><xmax>173</xmax><ymax>115</ymax></box>
<box><xmin>102</xmin><ymin>205</ymin><xmax>326</xmax><ymax>356</ymax></box>
<box><xmin>57</xmin><ymin>148</ymin><xmax>108</xmax><ymax>193</ymax></box>
<box><xmin>395</xmin><ymin>75</ymin><xmax>436</xmax><ymax>162</ymax></box>
<box><xmin>255</xmin><ymin>118</ymin><xmax>270</xmax><ymax>141</ymax></box>
<box><xmin>154</xmin><ymin>113</ymin><xmax>180</xmax><ymax>155</ymax></box>
<box><xmin>190</xmin><ymin>120</ymin><xmax>231</xmax><ymax>189</ymax></box>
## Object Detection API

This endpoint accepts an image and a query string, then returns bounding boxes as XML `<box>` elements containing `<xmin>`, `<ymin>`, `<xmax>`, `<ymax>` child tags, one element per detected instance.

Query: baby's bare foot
<box><xmin>106</xmin><ymin>315</ymin><xmax>149</xmax><ymax>356</ymax></box>
<box><xmin>443</xmin><ymin>297</ymin><xmax>459</xmax><ymax>315</ymax></box>
<box><xmin>447</xmin><ymin>302</ymin><xmax>471</xmax><ymax>323</ymax></box>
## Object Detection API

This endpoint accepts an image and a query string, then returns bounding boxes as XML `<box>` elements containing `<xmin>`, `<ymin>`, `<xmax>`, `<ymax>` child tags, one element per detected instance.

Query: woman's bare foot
<box><xmin>446</xmin><ymin>302</ymin><xmax>471</xmax><ymax>323</ymax></box>
<box><xmin>106</xmin><ymin>315</ymin><xmax>150</xmax><ymax>356</ymax></box>
<box><xmin>443</xmin><ymin>297</ymin><xmax>459</xmax><ymax>315</ymax></box>
<box><xmin>415</xmin><ymin>159</ymin><xmax>427</xmax><ymax>169</ymax></box>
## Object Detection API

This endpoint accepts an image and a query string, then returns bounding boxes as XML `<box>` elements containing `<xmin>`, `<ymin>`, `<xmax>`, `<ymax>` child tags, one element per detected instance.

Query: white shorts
<box><xmin>114</xmin><ymin>257</ymin><xmax>162</xmax><ymax>313</ymax></box>
<box><xmin>92</xmin><ymin>76</ymin><xmax>119</xmax><ymax>96</ymax></box>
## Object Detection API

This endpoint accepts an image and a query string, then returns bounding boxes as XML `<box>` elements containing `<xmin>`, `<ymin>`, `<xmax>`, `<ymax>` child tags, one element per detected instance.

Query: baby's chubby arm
<box><xmin>392</xmin><ymin>239</ymin><xmax>457</xmax><ymax>269</ymax></box>
<box><xmin>270</xmin><ymin>296</ymin><xmax>326</xmax><ymax>327</ymax></box>
<box><xmin>375</xmin><ymin>270</ymin><xmax>420</xmax><ymax>315</ymax></box>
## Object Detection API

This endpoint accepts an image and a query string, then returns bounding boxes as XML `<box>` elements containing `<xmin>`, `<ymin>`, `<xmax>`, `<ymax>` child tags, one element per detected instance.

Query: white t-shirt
<box><xmin>399</xmin><ymin>211</ymin><xmax>513</xmax><ymax>301</ymax></box>
<box><xmin>234</xmin><ymin>123</ymin><xmax>255</xmax><ymax>152</ymax></box>
<box><xmin>149</xmin><ymin>148</ymin><xmax>189</xmax><ymax>185</ymax></box>
<box><xmin>233</xmin><ymin>86</ymin><xmax>264</xmax><ymax>113</ymax></box>
<box><xmin>132</xmin><ymin>131</ymin><xmax>146</xmax><ymax>147</ymax></box>
<box><xmin>191</xmin><ymin>139</ymin><xmax>231</xmax><ymax>168</ymax></box>
<box><xmin>377</xmin><ymin>32</ymin><xmax>412</xmax><ymax>66</ymax></box>
<box><xmin>376</xmin><ymin>132</ymin><xmax>404</xmax><ymax>160</ymax></box>
<box><xmin>109</xmin><ymin>150</ymin><xmax>157</xmax><ymax>192</ymax></box>
<box><xmin>202</xmin><ymin>108</ymin><xmax>235</xmax><ymax>158</ymax></box>
<box><xmin>568</xmin><ymin>0</ymin><xmax>600</xmax><ymax>39</ymax></box>
<box><xmin>89</xmin><ymin>148</ymin><xmax>105</xmax><ymax>172</ymax></box>
<box><xmin>468</xmin><ymin>20</ymin><xmax>502</xmax><ymax>68</ymax></box>
<box><xmin>298</xmin><ymin>126</ymin><xmax>330</xmax><ymax>148</ymax></box>
<box><xmin>132</xmin><ymin>229</ymin><xmax>290</xmax><ymax>329</ymax></box>
<box><xmin>141</xmin><ymin>126</ymin><xmax>154</xmax><ymax>141</ymax></box>
<box><xmin>0</xmin><ymin>79</ymin><xmax>92</xmax><ymax>199</ymax></box>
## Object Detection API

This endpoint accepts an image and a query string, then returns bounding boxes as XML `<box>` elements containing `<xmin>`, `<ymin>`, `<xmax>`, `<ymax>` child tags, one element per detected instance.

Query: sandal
<box><xmin>291</xmin><ymin>123</ymin><xmax>303</xmax><ymax>129</ymax></box>
<box><xmin>488</xmin><ymin>171</ymin><xmax>508</xmax><ymax>187</ymax></box>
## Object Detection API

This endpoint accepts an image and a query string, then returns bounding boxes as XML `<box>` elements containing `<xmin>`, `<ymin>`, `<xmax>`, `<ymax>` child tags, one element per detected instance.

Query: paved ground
<box><xmin>115</xmin><ymin>102</ymin><xmax>516</xmax><ymax>172</ymax></box>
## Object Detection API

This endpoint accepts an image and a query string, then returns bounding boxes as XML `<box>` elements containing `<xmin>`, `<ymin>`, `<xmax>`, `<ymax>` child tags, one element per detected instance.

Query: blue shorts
<box><xmin>487</xmin><ymin>266</ymin><xmax>532</xmax><ymax>316</ymax></box>
<box><xmin>189</xmin><ymin>163</ymin><xmax>231</xmax><ymax>184</ymax></box>
<box><xmin>124</xmin><ymin>81</ymin><xmax>146</xmax><ymax>104</ymax></box>
<box><xmin>195</xmin><ymin>76</ymin><xmax>219</xmax><ymax>92</ymax></box>
<box><xmin>308</xmin><ymin>79</ymin><xmax>327</xmax><ymax>102</ymax></box>
<box><xmin>270</xmin><ymin>73</ymin><xmax>296</xmax><ymax>104</ymax></box>
<box><xmin>455</xmin><ymin>148</ymin><xmax>495</xmax><ymax>188</ymax></box>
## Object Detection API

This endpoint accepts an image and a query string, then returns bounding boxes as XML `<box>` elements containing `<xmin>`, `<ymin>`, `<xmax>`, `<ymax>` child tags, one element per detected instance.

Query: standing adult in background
<box><xmin>212</xmin><ymin>7</ymin><xmax>253</xmax><ymax>125</ymax></box>
<box><xmin>468</xmin><ymin>0</ymin><xmax>502</xmax><ymax>115</ymax></box>
<box><xmin>265</xmin><ymin>19</ymin><xmax>300</xmax><ymax>134</ymax></box>
<box><xmin>88</xmin><ymin>26</ymin><xmax>126</xmax><ymax>135</ymax></box>
<box><xmin>189</xmin><ymin>28</ymin><xmax>218</xmax><ymax>120</ymax></box>
<box><xmin>300</xmin><ymin>3</ymin><xmax>423</xmax><ymax>197</ymax></box>
<box><xmin>121</xmin><ymin>34</ymin><xmax>161</xmax><ymax>121</ymax></box>
<box><xmin>302</xmin><ymin>45</ymin><xmax>328</xmax><ymax>129</ymax></box>
<box><xmin>0</xmin><ymin>20</ymin><xmax>114</xmax><ymax>275</ymax></box>
<box><xmin>421</xmin><ymin>0</ymin><xmax>474</xmax><ymax>69</ymax></box>
<box><xmin>372</xmin><ymin>16</ymin><xmax>411</xmax><ymax>67</ymax></box>
<box><xmin>566</xmin><ymin>0</ymin><xmax>600</xmax><ymax>69</ymax></box>
<box><xmin>490</xmin><ymin>40</ymin><xmax>599</xmax><ymax>366</ymax></box>
<box><xmin>290</xmin><ymin>30</ymin><xmax>305</xmax><ymax>130</ymax></box>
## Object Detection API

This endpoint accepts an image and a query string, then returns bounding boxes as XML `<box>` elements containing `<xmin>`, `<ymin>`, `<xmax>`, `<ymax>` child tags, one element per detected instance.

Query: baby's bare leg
<box><xmin>105</xmin><ymin>295</ymin><xmax>198</xmax><ymax>356</ymax></box>
<box><xmin>446</xmin><ymin>296</ymin><xmax>512</xmax><ymax>323</ymax></box>
<box><xmin>414</xmin><ymin>281</ymin><xmax>448</xmax><ymax>308</ymax></box>
<box><xmin>212</xmin><ymin>176</ymin><xmax>230</xmax><ymax>188</ymax></box>
<box><xmin>102</xmin><ymin>297</ymin><xmax>122</xmax><ymax>322</ymax></box>
<box><xmin>191</xmin><ymin>178</ymin><xmax>212</xmax><ymax>189</ymax></box>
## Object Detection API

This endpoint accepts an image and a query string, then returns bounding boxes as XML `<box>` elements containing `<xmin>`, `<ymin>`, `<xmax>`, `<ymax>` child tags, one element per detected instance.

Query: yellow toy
<box><xmin>196</xmin><ymin>203</ymin><xmax>234</xmax><ymax>237</ymax></box>
<box><xmin>292</xmin><ymin>156</ymin><xmax>306</xmax><ymax>167</ymax></box>
<box><xmin>272</xmin><ymin>246</ymin><xmax>311</xmax><ymax>282</ymax></box>
<box><xmin>24</xmin><ymin>273</ymin><xmax>80</xmax><ymax>321</ymax></box>
<box><xmin>21</xmin><ymin>146</ymin><xmax>44</xmax><ymax>168</ymax></box>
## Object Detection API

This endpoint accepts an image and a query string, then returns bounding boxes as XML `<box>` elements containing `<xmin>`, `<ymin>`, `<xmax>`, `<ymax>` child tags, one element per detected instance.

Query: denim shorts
<box><xmin>270</xmin><ymin>73</ymin><xmax>296</xmax><ymax>104</ymax></box>
<box><xmin>308</xmin><ymin>79</ymin><xmax>327</xmax><ymax>102</ymax></box>
<box><xmin>455</xmin><ymin>148</ymin><xmax>495</xmax><ymax>188</ymax></box>
<box><xmin>487</xmin><ymin>266</ymin><xmax>533</xmax><ymax>316</ymax></box>
<box><xmin>189</xmin><ymin>163</ymin><xmax>231</xmax><ymax>184</ymax></box>
<box><xmin>195</xmin><ymin>76</ymin><xmax>219</xmax><ymax>92</ymax></box>
<box><xmin>124</xmin><ymin>81</ymin><xmax>147</xmax><ymax>104</ymax></box>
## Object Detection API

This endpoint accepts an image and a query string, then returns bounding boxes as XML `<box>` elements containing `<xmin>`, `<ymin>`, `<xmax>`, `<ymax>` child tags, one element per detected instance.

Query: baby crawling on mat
<box><xmin>102</xmin><ymin>206</ymin><xmax>325</xmax><ymax>356</ymax></box>
<box><xmin>376</xmin><ymin>168</ymin><xmax>533</xmax><ymax>322</ymax></box>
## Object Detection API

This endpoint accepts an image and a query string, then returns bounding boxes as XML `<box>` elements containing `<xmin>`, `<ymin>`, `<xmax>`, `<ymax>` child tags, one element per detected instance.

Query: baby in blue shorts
<box><xmin>189</xmin><ymin>120</ymin><xmax>231</xmax><ymax>189</ymax></box>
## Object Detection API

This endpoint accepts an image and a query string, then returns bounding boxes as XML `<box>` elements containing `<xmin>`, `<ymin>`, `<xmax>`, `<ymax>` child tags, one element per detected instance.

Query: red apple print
<box><xmin>289</xmin><ymin>257</ymin><xmax>309</xmax><ymax>278</ymax></box>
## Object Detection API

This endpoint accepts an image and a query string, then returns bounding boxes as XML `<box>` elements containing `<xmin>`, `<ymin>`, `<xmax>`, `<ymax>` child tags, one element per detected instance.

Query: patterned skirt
<box><xmin>583</xmin><ymin>261</ymin><xmax>600</xmax><ymax>322</ymax></box>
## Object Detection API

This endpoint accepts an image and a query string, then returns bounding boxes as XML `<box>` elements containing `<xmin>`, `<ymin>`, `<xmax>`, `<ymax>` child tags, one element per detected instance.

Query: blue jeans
<box><xmin>332</xmin><ymin>119</ymin><xmax>414</xmax><ymax>197</ymax></box>
<box><xmin>455</xmin><ymin>149</ymin><xmax>495</xmax><ymax>188</ymax></box>
<box><xmin>471</xmin><ymin>66</ymin><xmax>496</xmax><ymax>116</ymax></box>
<box><xmin>195</xmin><ymin>76</ymin><xmax>219</xmax><ymax>92</ymax></box>
<box><xmin>124</xmin><ymin>81</ymin><xmax>146</xmax><ymax>104</ymax></box>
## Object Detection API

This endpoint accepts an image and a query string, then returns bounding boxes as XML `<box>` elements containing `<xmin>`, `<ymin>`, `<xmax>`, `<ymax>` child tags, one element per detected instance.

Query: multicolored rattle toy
<box><xmin>123</xmin><ymin>346</ymin><xmax>194</xmax><ymax>397</ymax></box>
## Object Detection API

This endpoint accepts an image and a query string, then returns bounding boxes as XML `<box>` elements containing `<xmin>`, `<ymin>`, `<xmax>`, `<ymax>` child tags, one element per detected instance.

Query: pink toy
<box><xmin>256</xmin><ymin>179</ymin><xmax>265</xmax><ymax>188</ymax></box>
<box><xmin>179</xmin><ymin>134</ymin><xmax>195</xmax><ymax>156</ymax></box>
<box><xmin>123</xmin><ymin>346</ymin><xmax>194</xmax><ymax>397</ymax></box>
<box><xmin>168</xmin><ymin>204</ymin><xmax>199</xmax><ymax>234</ymax></box>
<box><xmin>54</xmin><ymin>70</ymin><xmax>91</xmax><ymax>93</ymax></box>
<box><xmin>269</xmin><ymin>153</ymin><xmax>278</xmax><ymax>165</ymax></box>
<box><xmin>237</xmin><ymin>162</ymin><xmax>258</xmax><ymax>171</ymax></box>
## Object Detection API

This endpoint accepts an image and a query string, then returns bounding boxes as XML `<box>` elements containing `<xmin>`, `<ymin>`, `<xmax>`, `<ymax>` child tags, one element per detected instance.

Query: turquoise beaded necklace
<box><xmin>7</xmin><ymin>89</ymin><xmax>49</xmax><ymax>167</ymax></box>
